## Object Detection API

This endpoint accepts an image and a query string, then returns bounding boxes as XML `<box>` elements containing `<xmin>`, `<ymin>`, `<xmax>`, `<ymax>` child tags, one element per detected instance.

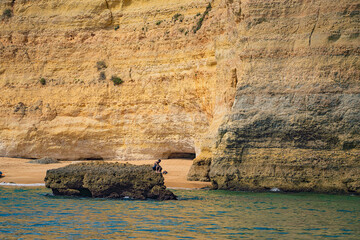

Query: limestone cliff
<box><xmin>0</xmin><ymin>0</ymin><xmax>359</xmax><ymax>193</ymax></box>
<box><xmin>0</xmin><ymin>0</ymin><xmax>234</xmax><ymax>160</ymax></box>
<box><xmin>190</xmin><ymin>0</ymin><xmax>360</xmax><ymax>194</ymax></box>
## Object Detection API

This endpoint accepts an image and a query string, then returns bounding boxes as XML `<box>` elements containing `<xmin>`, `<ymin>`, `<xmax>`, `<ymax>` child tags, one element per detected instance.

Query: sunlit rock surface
<box><xmin>0</xmin><ymin>0</ymin><xmax>359</xmax><ymax>193</ymax></box>
<box><xmin>194</xmin><ymin>0</ymin><xmax>360</xmax><ymax>194</ymax></box>
<box><xmin>0</xmin><ymin>0</ymin><xmax>232</xmax><ymax>160</ymax></box>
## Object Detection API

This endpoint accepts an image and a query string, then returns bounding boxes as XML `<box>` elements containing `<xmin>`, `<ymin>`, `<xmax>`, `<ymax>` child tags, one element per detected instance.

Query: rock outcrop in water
<box><xmin>0</xmin><ymin>0</ymin><xmax>359</xmax><ymax>194</ymax></box>
<box><xmin>44</xmin><ymin>162</ymin><xmax>177</xmax><ymax>200</ymax></box>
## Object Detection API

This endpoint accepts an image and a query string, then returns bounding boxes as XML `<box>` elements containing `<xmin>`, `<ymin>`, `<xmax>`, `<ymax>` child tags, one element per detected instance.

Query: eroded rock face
<box><xmin>0</xmin><ymin>0</ymin><xmax>234</xmax><ymax>160</ymax></box>
<box><xmin>208</xmin><ymin>94</ymin><xmax>360</xmax><ymax>194</ymax></box>
<box><xmin>0</xmin><ymin>0</ymin><xmax>359</xmax><ymax>193</ymax></box>
<box><xmin>191</xmin><ymin>0</ymin><xmax>360</xmax><ymax>194</ymax></box>
<box><xmin>44</xmin><ymin>162</ymin><xmax>177</xmax><ymax>200</ymax></box>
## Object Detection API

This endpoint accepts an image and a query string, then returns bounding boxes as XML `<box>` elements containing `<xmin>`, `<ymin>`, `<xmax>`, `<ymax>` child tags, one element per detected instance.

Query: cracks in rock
<box><xmin>104</xmin><ymin>0</ymin><xmax>114</xmax><ymax>25</ymax></box>
<box><xmin>24</xmin><ymin>49</ymin><xmax>30</xmax><ymax>61</ymax></box>
<box><xmin>193</xmin><ymin>2</ymin><xmax>212</xmax><ymax>34</ymax></box>
<box><xmin>129</xmin><ymin>67</ymin><xmax>134</xmax><ymax>82</ymax></box>
<box><xmin>226</xmin><ymin>0</ymin><xmax>243</xmax><ymax>23</ymax></box>
<box><xmin>309</xmin><ymin>8</ymin><xmax>320</xmax><ymax>47</ymax></box>
<box><xmin>291</xmin><ymin>22</ymin><xmax>300</xmax><ymax>35</ymax></box>
<box><xmin>234</xmin><ymin>0</ymin><xmax>243</xmax><ymax>23</ymax></box>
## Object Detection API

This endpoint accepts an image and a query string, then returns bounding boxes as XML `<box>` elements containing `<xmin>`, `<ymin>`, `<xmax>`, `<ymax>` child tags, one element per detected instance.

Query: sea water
<box><xmin>0</xmin><ymin>187</ymin><xmax>359</xmax><ymax>239</ymax></box>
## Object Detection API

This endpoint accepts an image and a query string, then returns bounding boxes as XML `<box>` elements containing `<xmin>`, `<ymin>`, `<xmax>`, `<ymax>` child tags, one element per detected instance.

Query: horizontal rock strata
<box><xmin>189</xmin><ymin>0</ymin><xmax>360</xmax><ymax>194</ymax></box>
<box><xmin>45</xmin><ymin>162</ymin><xmax>177</xmax><ymax>200</ymax></box>
<box><xmin>0</xmin><ymin>0</ymin><xmax>359</xmax><ymax>193</ymax></box>
<box><xmin>0</xmin><ymin>0</ymin><xmax>234</xmax><ymax>160</ymax></box>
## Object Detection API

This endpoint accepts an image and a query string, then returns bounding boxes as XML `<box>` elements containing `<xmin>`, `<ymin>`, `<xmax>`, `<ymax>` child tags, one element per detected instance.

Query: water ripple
<box><xmin>0</xmin><ymin>188</ymin><xmax>359</xmax><ymax>239</ymax></box>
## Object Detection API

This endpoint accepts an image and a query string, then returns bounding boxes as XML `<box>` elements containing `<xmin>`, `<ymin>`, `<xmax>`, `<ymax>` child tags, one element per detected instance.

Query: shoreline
<box><xmin>0</xmin><ymin>157</ymin><xmax>211</xmax><ymax>189</ymax></box>
<box><xmin>0</xmin><ymin>182</ymin><xmax>209</xmax><ymax>191</ymax></box>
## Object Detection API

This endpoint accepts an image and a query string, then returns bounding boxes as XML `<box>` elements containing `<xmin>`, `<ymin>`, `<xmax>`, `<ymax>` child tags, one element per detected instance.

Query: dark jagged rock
<box><xmin>44</xmin><ymin>162</ymin><xmax>177</xmax><ymax>200</ymax></box>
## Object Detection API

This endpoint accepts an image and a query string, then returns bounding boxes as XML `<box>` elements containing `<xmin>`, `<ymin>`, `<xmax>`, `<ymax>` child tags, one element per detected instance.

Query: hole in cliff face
<box><xmin>167</xmin><ymin>152</ymin><xmax>196</xmax><ymax>159</ymax></box>
<box><xmin>84</xmin><ymin>157</ymin><xmax>104</xmax><ymax>161</ymax></box>
<box><xmin>79</xmin><ymin>156</ymin><xmax>104</xmax><ymax>161</ymax></box>
<box><xmin>162</xmin><ymin>143</ymin><xmax>196</xmax><ymax>159</ymax></box>
<box><xmin>79</xmin><ymin>188</ymin><xmax>92</xmax><ymax>197</ymax></box>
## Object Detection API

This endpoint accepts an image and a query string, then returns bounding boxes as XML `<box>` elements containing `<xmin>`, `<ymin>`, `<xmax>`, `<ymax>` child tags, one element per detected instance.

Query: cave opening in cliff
<box><xmin>167</xmin><ymin>152</ymin><xmax>196</xmax><ymax>159</ymax></box>
<box><xmin>80</xmin><ymin>157</ymin><xmax>104</xmax><ymax>161</ymax></box>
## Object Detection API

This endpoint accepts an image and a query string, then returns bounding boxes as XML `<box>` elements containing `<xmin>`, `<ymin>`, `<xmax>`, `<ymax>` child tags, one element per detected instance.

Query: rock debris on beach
<box><xmin>28</xmin><ymin>158</ymin><xmax>59</xmax><ymax>164</ymax></box>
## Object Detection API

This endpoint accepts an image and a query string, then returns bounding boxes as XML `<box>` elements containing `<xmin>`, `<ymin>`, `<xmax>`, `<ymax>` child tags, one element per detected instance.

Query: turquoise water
<box><xmin>0</xmin><ymin>188</ymin><xmax>359</xmax><ymax>239</ymax></box>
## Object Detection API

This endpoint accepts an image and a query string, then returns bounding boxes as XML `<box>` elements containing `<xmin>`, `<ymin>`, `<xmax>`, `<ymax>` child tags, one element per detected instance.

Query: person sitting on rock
<box><xmin>152</xmin><ymin>159</ymin><xmax>162</xmax><ymax>173</ymax></box>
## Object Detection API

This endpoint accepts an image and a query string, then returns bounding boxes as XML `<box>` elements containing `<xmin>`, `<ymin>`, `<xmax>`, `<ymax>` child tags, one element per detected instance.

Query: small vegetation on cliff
<box><xmin>328</xmin><ymin>33</ymin><xmax>341</xmax><ymax>42</ymax></box>
<box><xmin>96</xmin><ymin>61</ymin><xmax>107</xmax><ymax>71</ymax></box>
<box><xmin>74</xmin><ymin>79</ymin><xmax>83</xmax><ymax>84</ymax></box>
<box><xmin>156</xmin><ymin>20</ymin><xmax>163</xmax><ymax>25</ymax></box>
<box><xmin>114</xmin><ymin>25</ymin><xmax>119</xmax><ymax>31</ymax></box>
<box><xmin>2</xmin><ymin>9</ymin><xmax>12</xmax><ymax>19</ymax></box>
<box><xmin>39</xmin><ymin>78</ymin><xmax>46</xmax><ymax>85</ymax></box>
<box><xmin>349</xmin><ymin>33</ymin><xmax>359</xmax><ymax>39</ymax></box>
<box><xmin>99</xmin><ymin>71</ymin><xmax>106</xmax><ymax>80</ymax></box>
<box><xmin>193</xmin><ymin>3</ymin><xmax>212</xmax><ymax>33</ymax></box>
<box><xmin>111</xmin><ymin>76</ymin><xmax>124</xmax><ymax>85</ymax></box>
<box><xmin>172</xmin><ymin>13</ymin><xmax>184</xmax><ymax>23</ymax></box>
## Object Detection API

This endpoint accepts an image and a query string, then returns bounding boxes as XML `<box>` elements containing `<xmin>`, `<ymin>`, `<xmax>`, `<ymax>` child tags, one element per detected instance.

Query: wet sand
<box><xmin>0</xmin><ymin>157</ymin><xmax>211</xmax><ymax>189</ymax></box>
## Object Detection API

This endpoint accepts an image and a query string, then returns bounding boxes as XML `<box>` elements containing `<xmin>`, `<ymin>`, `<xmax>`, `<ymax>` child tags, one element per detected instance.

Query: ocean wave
<box><xmin>0</xmin><ymin>182</ymin><xmax>45</xmax><ymax>187</ymax></box>
<box><xmin>167</xmin><ymin>187</ymin><xmax>200</xmax><ymax>190</ymax></box>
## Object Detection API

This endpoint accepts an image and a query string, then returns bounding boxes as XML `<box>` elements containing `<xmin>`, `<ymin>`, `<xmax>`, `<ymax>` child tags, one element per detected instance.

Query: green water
<box><xmin>0</xmin><ymin>188</ymin><xmax>359</xmax><ymax>239</ymax></box>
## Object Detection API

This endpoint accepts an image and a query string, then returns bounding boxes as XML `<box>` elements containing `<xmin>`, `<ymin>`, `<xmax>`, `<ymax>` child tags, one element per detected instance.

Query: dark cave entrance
<box><xmin>82</xmin><ymin>157</ymin><xmax>104</xmax><ymax>161</ymax></box>
<box><xmin>167</xmin><ymin>152</ymin><xmax>196</xmax><ymax>159</ymax></box>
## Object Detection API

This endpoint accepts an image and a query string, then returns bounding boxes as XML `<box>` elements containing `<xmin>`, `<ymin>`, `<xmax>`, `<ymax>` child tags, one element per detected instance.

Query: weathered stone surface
<box><xmin>193</xmin><ymin>0</ymin><xmax>360</xmax><ymax>194</ymax></box>
<box><xmin>187</xmin><ymin>151</ymin><xmax>211</xmax><ymax>182</ymax></box>
<box><xmin>44</xmin><ymin>162</ymin><xmax>177</xmax><ymax>200</ymax></box>
<box><xmin>0</xmin><ymin>0</ymin><xmax>232</xmax><ymax>160</ymax></box>
<box><xmin>0</xmin><ymin>0</ymin><xmax>359</xmax><ymax>194</ymax></box>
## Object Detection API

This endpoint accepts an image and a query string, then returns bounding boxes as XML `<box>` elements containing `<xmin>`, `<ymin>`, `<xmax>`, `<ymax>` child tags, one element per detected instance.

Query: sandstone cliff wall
<box><xmin>189</xmin><ymin>0</ymin><xmax>360</xmax><ymax>194</ymax></box>
<box><xmin>0</xmin><ymin>0</ymin><xmax>235</xmax><ymax>160</ymax></box>
<box><xmin>0</xmin><ymin>0</ymin><xmax>359</xmax><ymax>193</ymax></box>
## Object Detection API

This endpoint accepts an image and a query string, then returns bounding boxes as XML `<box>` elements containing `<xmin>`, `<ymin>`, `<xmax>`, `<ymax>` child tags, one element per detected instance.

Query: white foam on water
<box><xmin>167</xmin><ymin>187</ymin><xmax>200</xmax><ymax>190</ymax></box>
<box><xmin>270</xmin><ymin>187</ymin><xmax>281</xmax><ymax>192</ymax></box>
<box><xmin>0</xmin><ymin>182</ymin><xmax>45</xmax><ymax>187</ymax></box>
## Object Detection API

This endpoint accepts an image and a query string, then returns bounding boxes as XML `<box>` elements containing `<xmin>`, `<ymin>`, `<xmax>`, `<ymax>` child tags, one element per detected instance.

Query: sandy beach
<box><xmin>0</xmin><ymin>157</ymin><xmax>211</xmax><ymax>189</ymax></box>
